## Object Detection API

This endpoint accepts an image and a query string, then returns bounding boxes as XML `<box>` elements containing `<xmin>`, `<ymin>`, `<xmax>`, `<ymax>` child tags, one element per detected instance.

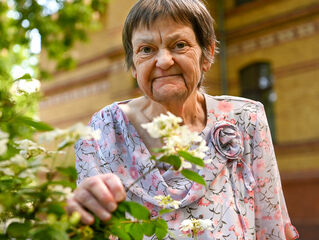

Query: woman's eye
<box><xmin>141</xmin><ymin>46</ymin><xmax>152</xmax><ymax>54</ymax></box>
<box><xmin>176</xmin><ymin>42</ymin><xmax>186</xmax><ymax>49</ymax></box>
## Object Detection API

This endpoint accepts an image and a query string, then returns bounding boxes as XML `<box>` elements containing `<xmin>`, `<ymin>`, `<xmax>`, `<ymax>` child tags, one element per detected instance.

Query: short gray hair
<box><xmin>122</xmin><ymin>0</ymin><xmax>217</xmax><ymax>70</ymax></box>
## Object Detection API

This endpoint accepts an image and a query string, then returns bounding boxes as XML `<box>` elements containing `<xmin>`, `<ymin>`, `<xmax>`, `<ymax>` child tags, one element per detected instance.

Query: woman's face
<box><xmin>131</xmin><ymin>17</ymin><xmax>211</xmax><ymax>104</ymax></box>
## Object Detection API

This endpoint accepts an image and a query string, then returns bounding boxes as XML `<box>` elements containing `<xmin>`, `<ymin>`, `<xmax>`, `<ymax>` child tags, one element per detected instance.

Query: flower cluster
<box><xmin>141</xmin><ymin>112</ymin><xmax>182</xmax><ymax>138</ymax></box>
<box><xmin>48</xmin><ymin>184</ymin><xmax>74</xmax><ymax>202</ymax></box>
<box><xmin>179</xmin><ymin>218</ymin><xmax>213</xmax><ymax>235</ymax></box>
<box><xmin>154</xmin><ymin>195</ymin><xmax>181</xmax><ymax>209</ymax></box>
<box><xmin>0</xmin><ymin>139</ymin><xmax>52</xmax><ymax>179</ymax></box>
<box><xmin>0</xmin><ymin>129</ymin><xmax>9</xmax><ymax>156</ymax></box>
<box><xmin>10</xmin><ymin>78</ymin><xmax>41</xmax><ymax>95</ymax></box>
<box><xmin>39</xmin><ymin>122</ymin><xmax>101</xmax><ymax>149</ymax></box>
<box><xmin>15</xmin><ymin>139</ymin><xmax>47</xmax><ymax>159</ymax></box>
<box><xmin>141</xmin><ymin>112</ymin><xmax>209</xmax><ymax>169</ymax></box>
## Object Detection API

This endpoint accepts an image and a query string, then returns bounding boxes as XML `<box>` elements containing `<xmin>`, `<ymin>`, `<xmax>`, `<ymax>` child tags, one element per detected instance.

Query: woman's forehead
<box><xmin>134</xmin><ymin>15</ymin><xmax>192</xmax><ymax>33</ymax></box>
<box><xmin>132</xmin><ymin>17</ymin><xmax>194</xmax><ymax>42</ymax></box>
<box><xmin>132</xmin><ymin>21</ymin><xmax>196</xmax><ymax>45</ymax></box>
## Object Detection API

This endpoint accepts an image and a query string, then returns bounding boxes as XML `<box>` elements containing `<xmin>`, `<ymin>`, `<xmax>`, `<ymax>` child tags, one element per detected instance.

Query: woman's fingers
<box><xmin>66</xmin><ymin>198</ymin><xmax>95</xmax><ymax>225</ymax></box>
<box><xmin>82</xmin><ymin>175</ymin><xmax>118</xmax><ymax>212</ymax></box>
<box><xmin>67</xmin><ymin>173</ymin><xmax>126</xmax><ymax>224</ymax></box>
<box><xmin>102</xmin><ymin>173</ymin><xmax>126</xmax><ymax>202</ymax></box>
<box><xmin>73</xmin><ymin>188</ymin><xmax>112</xmax><ymax>221</ymax></box>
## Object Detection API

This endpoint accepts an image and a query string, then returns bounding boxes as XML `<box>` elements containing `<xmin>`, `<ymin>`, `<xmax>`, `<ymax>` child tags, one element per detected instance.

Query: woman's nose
<box><xmin>155</xmin><ymin>49</ymin><xmax>174</xmax><ymax>70</ymax></box>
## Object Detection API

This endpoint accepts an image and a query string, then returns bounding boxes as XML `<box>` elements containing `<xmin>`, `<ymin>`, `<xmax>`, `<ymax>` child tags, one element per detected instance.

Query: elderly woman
<box><xmin>67</xmin><ymin>0</ymin><xmax>299</xmax><ymax>239</ymax></box>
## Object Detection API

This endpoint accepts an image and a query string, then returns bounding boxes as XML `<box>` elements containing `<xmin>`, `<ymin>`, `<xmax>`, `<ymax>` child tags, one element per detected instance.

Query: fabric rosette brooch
<box><xmin>211</xmin><ymin>121</ymin><xmax>243</xmax><ymax>161</ymax></box>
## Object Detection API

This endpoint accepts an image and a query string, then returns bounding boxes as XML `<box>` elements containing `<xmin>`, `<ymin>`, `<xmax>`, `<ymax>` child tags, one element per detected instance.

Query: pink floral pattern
<box><xmin>75</xmin><ymin>95</ymin><xmax>298</xmax><ymax>240</ymax></box>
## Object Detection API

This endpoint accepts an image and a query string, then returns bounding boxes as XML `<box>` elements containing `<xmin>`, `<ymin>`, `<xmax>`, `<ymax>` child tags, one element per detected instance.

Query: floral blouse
<box><xmin>75</xmin><ymin>94</ymin><xmax>299</xmax><ymax>240</ymax></box>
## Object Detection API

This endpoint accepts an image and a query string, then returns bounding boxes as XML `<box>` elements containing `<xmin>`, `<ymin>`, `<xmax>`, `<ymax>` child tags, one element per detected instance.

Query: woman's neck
<box><xmin>143</xmin><ymin>91</ymin><xmax>207</xmax><ymax>132</ymax></box>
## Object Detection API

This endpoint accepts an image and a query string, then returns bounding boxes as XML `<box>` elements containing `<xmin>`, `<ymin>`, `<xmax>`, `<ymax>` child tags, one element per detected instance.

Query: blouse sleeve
<box><xmin>75</xmin><ymin>112</ymin><xmax>104</xmax><ymax>185</ymax></box>
<box><xmin>251</xmin><ymin>102</ymin><xmax>299</xmax><ymax>240</ymax></box>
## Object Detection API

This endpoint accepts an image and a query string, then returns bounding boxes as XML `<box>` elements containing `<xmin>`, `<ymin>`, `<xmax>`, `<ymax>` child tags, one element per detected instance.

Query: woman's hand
<box><xmin>66</xmin><ymin>173</ymin><xmax>126</xmax><ymax>224</ymax></box>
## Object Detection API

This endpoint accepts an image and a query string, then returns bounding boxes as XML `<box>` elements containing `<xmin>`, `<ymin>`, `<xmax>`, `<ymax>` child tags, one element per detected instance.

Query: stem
<box><xmin>125</xmin><ymin>162</ymin><xmax>159</xmax><ymax>191</ymax></box>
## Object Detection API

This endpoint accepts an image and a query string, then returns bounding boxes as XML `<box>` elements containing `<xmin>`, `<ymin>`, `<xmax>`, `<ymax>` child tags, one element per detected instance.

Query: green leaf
<box><xmin>32</xmin><ymin>226</ymin><xmax>69</xmax><ymax>240</ymax></box>
<box><xmin>181</xmin><ymin>169</ymin><xmax>206</xmax><ymax>186</ymax></box>
<box><xmin>155</xmin><ymin>219</ymin><xmax>168</xmax><ymax>240</ymax></box>
<box><xmin>57</xmin><ymin>166</ymin><xmax>78</xmax><ymax>181</ymax></box>
<box><xmin>142</xmin><ymin>221</ymin><xmax>156</xmax><ymax>237</ymax></box>
<box><xmin>129</xmin><ymin>223</ymin><xmax>143</xmax><ymax>240</ymax></box>
<box><xmin>178</xmin><ymin>150</ymin><xmax>204</xmax><ymax>167</ymax></box>
<box><xmin>110</xmin><ymin>226</ymin><xmax>132</xmax><ymax>240</ymax></box>
<box><xmin>118</xmin><ymin>201</ymin><xmax>150</xmax><ymax>220</ymax></box>
<box><xmin>158</xmin><ymin>155</ymin><xmax>181</xmax><ymax>170</ymax></box>
<box><xmin>46</xmin><ymin>202</ymin><xmax>66</xmax><ymax>216</ymax></box>
<box><xmin>151</xmin><ymin>148</ymin><xmax>165</xmax><ymax>153</ymax></box>
<box><xmin>112</xmin><ymin>207</ymin><xmax>126</xmax><ymax>219</ymax></box>
<box><xmin>57</xmin><ymin>141</ymin><xmax>73</xmax><ymax>150</ymax></box>
<box><xmin>16</xmin><ymin>116</ymin><xmax>54</xmax><ymax>131</ymax></box>
<box><xmin>6</xmin><ymin>221</ymin><xmax>31</xmax><ymax>238</ymax></box>
<box><xmin>15</xmin><ymin>73</ymin><xmax>33</xmax><ymax>81</ymax></box>
<box><xmin>159</xmin><ymin>208</ymin><xmax>173</xmax><ymax>215</ymax></box>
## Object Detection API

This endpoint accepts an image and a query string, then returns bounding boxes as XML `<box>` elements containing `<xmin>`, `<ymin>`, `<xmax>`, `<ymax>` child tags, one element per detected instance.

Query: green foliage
<box><xmin>178</xmin><ymin>150</ymin><xmax>204</xmax><ymax>167</ymax></box>
<box><xmin>157</xmin><ymin>154</ymin><xmax>181</xmax><ymax>170</ymax></box>
<box><xmin>0</xmin><ymin>73</ymin><xmax>171</xmax><ymax>239</ymax></box>
<box><xmin>0</xmin><ymin>1</ymin><xmax>210</xmax><ymax>239</ymax></box>
<box><xmin>0</xmin><ymin>0</ymin><xmax>109</xmax><ymax>78</ymax></box>
<box><xmin>181</xmin><ymin>169</ymin><xmax>206</xmax><ymax>186</ymax></box>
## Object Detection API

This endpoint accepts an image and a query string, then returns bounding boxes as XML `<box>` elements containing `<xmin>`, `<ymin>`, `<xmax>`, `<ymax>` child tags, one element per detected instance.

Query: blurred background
<box><xmin>16</xmin><ymin>0</ymin><xmax>319</xmax><ymax>238</ymax></box>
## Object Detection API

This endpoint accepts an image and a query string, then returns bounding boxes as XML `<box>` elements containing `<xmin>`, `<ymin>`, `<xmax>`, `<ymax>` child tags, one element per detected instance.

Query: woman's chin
<box><xmin>152</xmin><ymin>88</ymin><xmax>188</xmax><ymax>104</ymax></box>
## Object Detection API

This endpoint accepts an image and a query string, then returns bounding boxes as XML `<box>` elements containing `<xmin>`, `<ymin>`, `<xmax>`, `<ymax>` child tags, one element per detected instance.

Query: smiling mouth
<box><xmin>153</xmin><ymin>74</ymin><xmax>181</xmax><ymax>80</ymax></box>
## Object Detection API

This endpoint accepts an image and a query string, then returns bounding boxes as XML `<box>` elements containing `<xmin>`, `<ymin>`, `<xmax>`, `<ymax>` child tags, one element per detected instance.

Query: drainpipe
<box><xmin>217</xmin><ymin>0</ymin><xmax>228</xmax><ymax>95</ymax></box>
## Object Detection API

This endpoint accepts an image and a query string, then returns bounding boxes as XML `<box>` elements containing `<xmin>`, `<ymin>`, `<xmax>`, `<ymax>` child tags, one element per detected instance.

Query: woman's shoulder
<box><xmin>90</xmin><ymin>97</ymin><xmax>143</xmax><ymax>122</ymax></box>
<box><xmin>205</xmin><ymin>94</ymin><xmax>264</xmax><ymax>113</ymax></box>
<box><xmin>205</xmin><ymin>94</ymin><xmax>261</xmax><ymax>105</ymax></box>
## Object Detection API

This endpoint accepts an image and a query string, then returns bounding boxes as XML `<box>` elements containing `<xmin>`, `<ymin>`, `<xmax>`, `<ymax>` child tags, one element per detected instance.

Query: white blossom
<box><xmin>15</xmin><ymin>139</ymin><xmax>46</xmax><ymax>158</ymax></box>
<box><xmin>141</xmin><ymin>112</ymin><xmax>182</xmax><ymax>138</ymax></box>
<box><xmin>49</xmin><ymin>185</ymin><xmax>73</xmax><ymax>201</ymax></box>
<box><xmin>38</xmin><ymin>128</ymin><xmax>67</xmax><ymax>143</ymax></box>
<box><xmin>18</xmin><ymin>168</ymin><xmax>36</xmax><ymax>179</ymax></box>
<box><xmin>142</xmin><ymin>112</ymin><xmax>208</xmax><ymax>170</ymax></box>
<box><xmin>0</xmin><ymin>167</ymin><xmax>14</xmax><ymax>176</ymax></box>
<box><xmin>179</xmin><ymin>218</ymin><xmax>213</xmax><ymax>234</ymax></box>
<box><xmin>154</xmin><ymin>195</ymin><xmax>181</xmax><ymax>209</ymax></box>
<box><xmin>69</xmin><ymin>123</ymin><xmax>101</xmax><ymax>141</ymax></box>
<box><xmin>0</xmin><ymin>130</ymin><xmax>9</xmax><ymax>156</ymax></box>
<box><xmin>38</xmin><ymin>123</ymin><xmax>101</xmax><ymax>149</ymax></box>
<box><xmin>11</xmin><ymin>78</ymin><xmax>41</xmax><ymax>95</ymax></box>
<box><xmin>9</xmin><ymin>154</ymin><xmax>27</xmax><ymax>168</ymax></box>
<box><xmin>179</xmin><ymin>219</ymin><xmax>193</xmax><ymax>232</ymax></box>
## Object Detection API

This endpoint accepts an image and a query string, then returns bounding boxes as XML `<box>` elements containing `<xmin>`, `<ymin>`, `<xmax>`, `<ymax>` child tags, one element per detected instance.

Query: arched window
<box><xmin>239</xmin><ymin>62</ymin><xmax>276</xmax><ymax>141</ymax></box>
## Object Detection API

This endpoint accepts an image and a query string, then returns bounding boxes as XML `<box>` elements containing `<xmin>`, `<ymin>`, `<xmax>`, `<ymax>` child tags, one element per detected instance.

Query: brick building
<box><xmin>40</xmin><ymin>0</ymin><xmax>319</xmax><ymax>238</ymax></box>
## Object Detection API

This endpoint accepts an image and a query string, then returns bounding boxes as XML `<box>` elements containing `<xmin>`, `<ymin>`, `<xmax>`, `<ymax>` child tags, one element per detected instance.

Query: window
<box><xmin>235</xmin><ymin>0</ymin><xmax>256</xmax><ymax>7</ymax></box>
<box><xmin>240</xmin><ymin>62</ymin><xmax>276</xmax><ymax>141</ymax></box>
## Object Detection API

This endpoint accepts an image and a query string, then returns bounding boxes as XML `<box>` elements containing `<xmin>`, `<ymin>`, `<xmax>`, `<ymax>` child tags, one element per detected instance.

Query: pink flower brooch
<box><xmin>211</xmin><ymin>121</ymin><xmax>243</xmax><ymax>160</ymax></box>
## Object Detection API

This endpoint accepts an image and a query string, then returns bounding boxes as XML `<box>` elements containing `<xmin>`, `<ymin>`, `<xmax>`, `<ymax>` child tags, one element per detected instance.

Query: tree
<box><xmin>0</xmin><ymin>0</ymin><xmax>109</xmax><ymax>80</ymax></box>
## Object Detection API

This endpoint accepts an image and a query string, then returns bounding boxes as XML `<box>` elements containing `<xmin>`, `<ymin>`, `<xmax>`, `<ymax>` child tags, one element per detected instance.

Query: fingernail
<box><xmin>107</xmin><ymin>202</ymin><xmax>117</xmax><ymax>212</ymax></box>
<box><xmin>115</xmin><ymin>192</ymin><xmax>124</xmax><ymax>201</ymax></box>
<box><xmin>84</xmin><ymin>216</ymin><xmax>94</xmax><ymax>225</ymax></box>
<box><xmin>101</xmin><ymin>211</ymin><xmax>110</xmax><ymax>221</ymax></box>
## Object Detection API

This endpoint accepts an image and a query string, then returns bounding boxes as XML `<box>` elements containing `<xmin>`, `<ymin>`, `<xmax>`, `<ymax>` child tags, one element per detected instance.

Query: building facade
<box><xmin>40</xmin><ymin>0</ymin><xmax>319</xmax><ymax>237</ymax></box>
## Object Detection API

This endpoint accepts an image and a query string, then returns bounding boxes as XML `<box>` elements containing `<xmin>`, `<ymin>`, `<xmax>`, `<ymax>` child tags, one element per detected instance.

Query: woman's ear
<box><xmin>131</xmin><ymin>67</ymin><xmax>137</xmax><ymax>79</ymax></box>
<box><xmin>202</xmin><ymin>42</ymin><xmax>215</xmax><ymax>72</ymax></box>
<box><xmin>202</xmin><ymin>58</ymin><xmax>211</xmax><ymax>72</ymax></box>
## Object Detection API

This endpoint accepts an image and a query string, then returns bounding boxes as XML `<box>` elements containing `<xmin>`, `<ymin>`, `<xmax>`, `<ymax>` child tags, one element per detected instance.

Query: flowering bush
<box><xmin>0</xmin><ymin>75</ymin><xmax>213</xmax><ymax>239</ymax></box>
